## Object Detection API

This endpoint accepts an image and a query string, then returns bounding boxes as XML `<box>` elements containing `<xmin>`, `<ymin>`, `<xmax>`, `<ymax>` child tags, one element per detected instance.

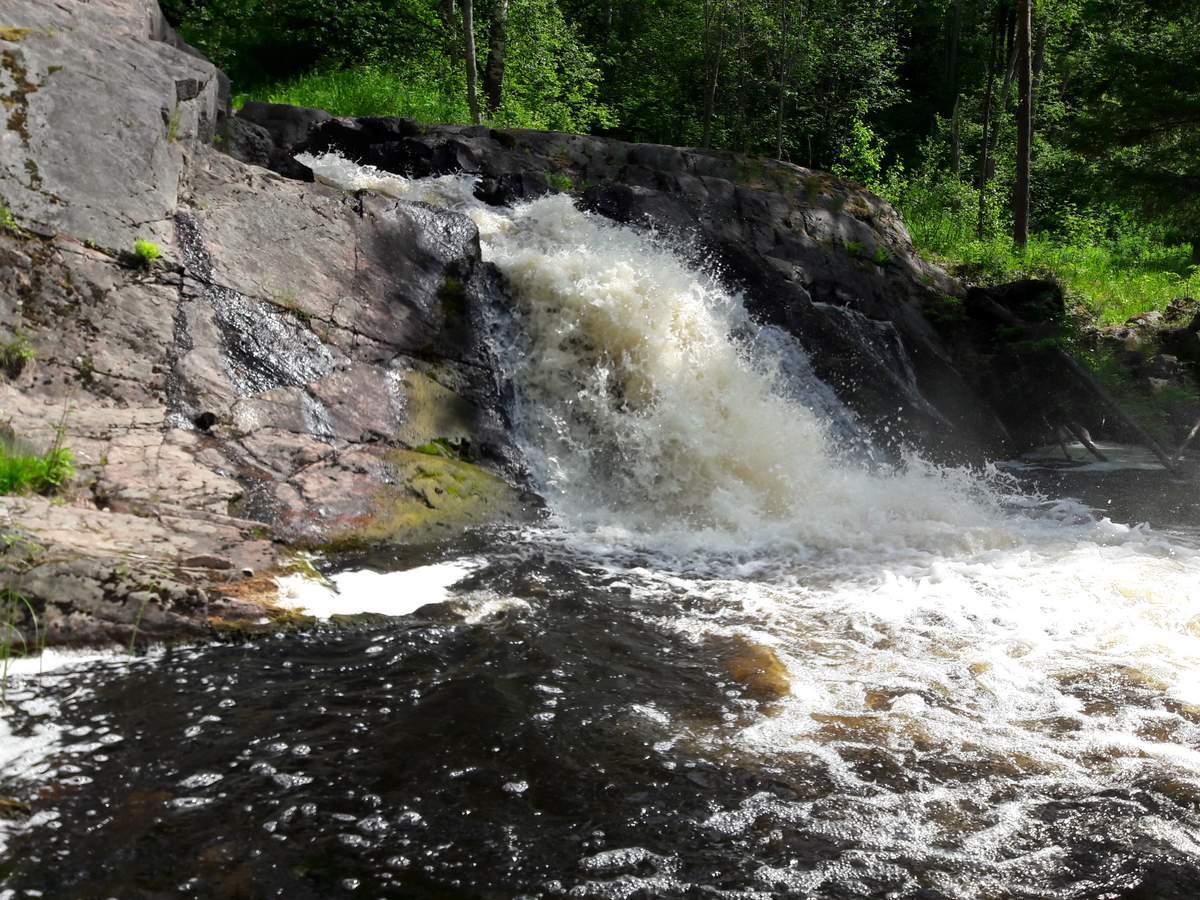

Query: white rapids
<box><xmin>72</xmin><ymin>152</ymin><xmax>1196</xmax><ymax>897</ymax></box>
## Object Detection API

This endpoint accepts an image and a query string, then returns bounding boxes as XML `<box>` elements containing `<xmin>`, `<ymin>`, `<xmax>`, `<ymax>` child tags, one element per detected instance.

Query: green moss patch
<box><xmin>324</xmin><ymin>450</ymin><xmax>525</xmax><ymax>550</ymax></box>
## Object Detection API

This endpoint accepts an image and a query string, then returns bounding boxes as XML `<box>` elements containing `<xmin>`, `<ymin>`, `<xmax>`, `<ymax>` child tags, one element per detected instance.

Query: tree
<box><xmin>462</xmin><ymin>0</ymin><xmax>482</xmax><ymax>124</ymax></box>
<box><xmin>1013</xmin><ymin>0</ymin><xmax>1032</xmax><ymax>247</ymax></box>
<box><xmin>1068</xmin><ymin>0</ymin><xmax>1200</xmax><ymax>259</ymax></box>
<box><xmin>483</xmin><ymin>0</ymin><xmax>509</xmax><ymax>113</ymax></box>
<box><xmin>700</xmin><ymin>0</ymin><xmax>728</xmax><ymax>148</ymax></box>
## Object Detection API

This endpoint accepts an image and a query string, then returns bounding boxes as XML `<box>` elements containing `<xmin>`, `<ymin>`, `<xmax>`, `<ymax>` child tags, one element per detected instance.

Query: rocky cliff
<box><xmin>0</xmin><ymin>0</ymin><xmax>1126</xmax><ymax>647</ymax></box>
<box><xmin>0</xmin><ymin>0</ymin><xmax>532</xmax><ymax>645</ymax></box>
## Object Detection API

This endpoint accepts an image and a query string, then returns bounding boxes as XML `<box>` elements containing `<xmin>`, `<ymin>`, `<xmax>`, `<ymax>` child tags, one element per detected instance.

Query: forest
<box><xmin>162</xmin><ymin>0</ymin><xmax>1200</xmax><ymax>327</ymax></box>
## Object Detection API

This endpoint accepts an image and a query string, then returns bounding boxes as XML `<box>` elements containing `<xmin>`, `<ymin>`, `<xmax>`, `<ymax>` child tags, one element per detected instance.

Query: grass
<box><xmin>235</xmin><ymin>66</ymin><xmax>471</xmax><ymax>124</ymax></box>
<box><xmin>1</xmin><ymin>586</ymin><xmax>41</xmax><ymax>702</ymax></box>
<box><xmin>0</xmin><ymin>429</ymin><xmax>74</xmax><ymax>496</ymax></box>
<box><xmin>166</xmin><ymin>102</ymin><xmax>182</xmax><ymax>143</ymax></box>
<box><xmin>894</xmin><ymin>185</ymin><xmax>1200</xmax><ymax>326</ymax></box>
<box><xmin>132</xmin><ymin>238</ymin><xmax>161</xmax><ymax>268</ymax></box>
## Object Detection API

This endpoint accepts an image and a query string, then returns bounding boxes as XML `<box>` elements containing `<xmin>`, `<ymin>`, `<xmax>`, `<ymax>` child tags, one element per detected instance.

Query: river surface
<box><xmin>2</xmin><ymin>164</ymin><xmax>1199</xmax><ymax>899</ymax></box>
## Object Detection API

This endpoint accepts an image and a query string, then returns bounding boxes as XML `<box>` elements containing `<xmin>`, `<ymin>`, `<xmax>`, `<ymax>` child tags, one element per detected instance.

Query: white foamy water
<box><xmin>285</xmin><ymin>155</ymin><xmax>1200</xmax><ymax>891</ymax></box>
<box><xmin>276</xmin><ymin>557</ymin><xmax>486</xmax><ymax>620</ymax></box>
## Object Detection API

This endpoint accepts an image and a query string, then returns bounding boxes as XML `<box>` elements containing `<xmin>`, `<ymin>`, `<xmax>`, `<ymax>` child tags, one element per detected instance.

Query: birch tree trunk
<box><xmin>1013</xmin><ymin>0</ymin><xmax>1032</xmax><ymax>248</ymax></box>
<box><xmin>462</xmin><ymin>0</ymin><xmax>481</xmax><ymax>125</ymax></box>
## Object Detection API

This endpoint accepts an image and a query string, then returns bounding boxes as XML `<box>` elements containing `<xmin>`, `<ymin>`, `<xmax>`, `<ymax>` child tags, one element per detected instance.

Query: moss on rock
<box><xmin>323</xmin><ymin>449</ymin><xmax>526</xmax><ymax>550</ymax></box>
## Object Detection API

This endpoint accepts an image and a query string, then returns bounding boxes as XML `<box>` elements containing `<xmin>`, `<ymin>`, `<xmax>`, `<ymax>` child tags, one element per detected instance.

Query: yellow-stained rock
<box><xmin>714</xmin><ymin>634</ymin><xmax>791</xmax><ymax>705</ymax></box>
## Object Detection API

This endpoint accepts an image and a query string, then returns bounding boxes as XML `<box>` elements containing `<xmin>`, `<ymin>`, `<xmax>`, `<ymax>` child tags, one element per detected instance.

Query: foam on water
<box><xmin>297</xmin><ymin>152</ymin><xmax>1200</xmax><ymax>890</ymax></box>
<box><xmin>276</xmin><ymin>557</ymin><xmax>487</xmax><ymax>620</ymax></box>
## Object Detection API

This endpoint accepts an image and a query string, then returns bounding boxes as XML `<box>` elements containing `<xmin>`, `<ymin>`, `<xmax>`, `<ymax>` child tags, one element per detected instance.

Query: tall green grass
<box><xmin>234</xmin><ymin>66</ymin><xmax>472</xmax><ymax>125</ymax></box>
<box><xmin>0</xmin><ymin>432</ymin><xmax>74</xmax><ymax>496</ymax></box>
<box><xmin>890</xmin><ymin>175</ymin><xmax>1200</xmax><ymax>325</ymax></box>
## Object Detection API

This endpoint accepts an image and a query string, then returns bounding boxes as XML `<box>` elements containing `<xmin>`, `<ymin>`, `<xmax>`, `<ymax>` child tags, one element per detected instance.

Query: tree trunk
<box><xmin>945</xmin><ymin>0</ymin><xmax>963</xmax><ymax>113</ymax></box>
<box><xmin>483</xmin><ymin>0</ymin><xmax>509</xmax><ymax>115</ymax></box>
<box><xmin>977</xmin><ymin>3</ymin><xmax>1001</xmax><ymax>238</ymax></box>
<box><xmin>440</xmin><ymin>0</ymin><xmax>458</xmax><ymax>60</ymax></box>
<box><xmin>701</xmin><ymin>0</ymin><xmax>726</xmax><ymax>149</ymax></box>
<box><xmin>1013</xmin><ymin>0</ymin><xmax>1032</xmax><ymax>248</ymax></box>
<box><xmin>775</xmin><ymin>0</ymin><xmax>790</xmax><ymax>160</ymax></box>
<box><xmin>1192</xmin><ymin>238</ymin><xmax>1200</xmax><ymax>265</ymax></box>
<box><xmin>462</xmin><ymin>0</ymin><xmax>481</xmax><ymax>125</ymax></box>
<box><xmin>950</xmin><ymin>94</ymin><xmax>961</xmax><ymax>176</ymax></box>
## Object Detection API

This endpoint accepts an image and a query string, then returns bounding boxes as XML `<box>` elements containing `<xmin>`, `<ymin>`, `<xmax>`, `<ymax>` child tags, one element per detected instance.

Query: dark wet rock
<box><xmin>221</xmin><ymin>115</ymin><xmax>274</xmax><ymax>168</ymax></box>
<box><xmin>236</xmin><ymin>101</ymin><xmax>333</xmax><ymax>153</ymax></box>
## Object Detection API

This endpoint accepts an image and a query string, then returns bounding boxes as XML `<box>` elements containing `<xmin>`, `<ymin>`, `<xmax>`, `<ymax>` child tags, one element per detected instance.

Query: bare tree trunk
<box><xmin>441</xmin><ymin>0</ymin><xmax>458</xmax><ymax>60</ymax></box>
<box><xmin>945</xmin><ymin>0</ymin><xmax>963</xmax><ymax>112</ymax></box>
<box><xmin>950</xmin><ymin>95</ymin><xmax>961</xmax><ymax>176</ymax></box>
<box><xmin>483</xmin><ymin>0</ymin><xmax>509</xmax><ymax>115</ymax></box>
<box><xmin>1191</xmin><ymin>238</ymin><xmax>1200</xmax><ymax>265</ymax></box>
<box><xmin>701</xmin><ymin>0</ymin><xmax>726</xmax><ymax>148</ymax></box>
<box><xmin>462</xmin><ymin>0</ymin><xmax>481</xmax><ymax>125</ymax></box>
<box><xmin>775</xmin><ymin>0</ymin><xmax>790</xmax><ymax>160</ymax></box>
<box><xmin>1013</xmin><ymin>0</ymin><xmax>1032</xmax><ymax>248</ymax></box>
<box><xmin>977</xmin><ymin>3</ymin><xmax>1001</xmax><ymax>238</ymax></box>
<box><xmin>736</xmin><ymin>0</ymin><xmax>749</xmax><ymax>152</ymax></box>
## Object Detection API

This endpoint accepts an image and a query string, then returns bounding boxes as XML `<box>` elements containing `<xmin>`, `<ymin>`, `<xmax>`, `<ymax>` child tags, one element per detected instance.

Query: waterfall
<box><xmin>300</xmin><ymin>153</ymin><xmax>1012</xmax><ymax>558</ymax></box>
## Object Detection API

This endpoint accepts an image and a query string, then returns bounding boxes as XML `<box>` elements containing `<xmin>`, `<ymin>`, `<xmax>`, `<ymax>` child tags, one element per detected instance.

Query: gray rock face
<box><xmin>0</xmin><ymin>0</ymin><xmax>225</xmax><ymax>250</ymax></box>
<box><xmin>0</xmin><ymin>0</ymin><xmax>528</xmax><ymax>647</ymax></box>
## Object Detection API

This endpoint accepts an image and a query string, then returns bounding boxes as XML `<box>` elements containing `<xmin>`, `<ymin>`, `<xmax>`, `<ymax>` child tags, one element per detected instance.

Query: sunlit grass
<box><xmin>234</xmin><ymin>66</ymin><xmax>472</xmax><ymax>125</ymax></box>
<box><xmin>897</xmin><ymin>187</ymin><xmax>1199</xmax><ymax>325</ymax></box>
<box><xmin>0</xmin><ymin>434</ymin><xmax>74</xmax><ymax>496</ymax></box>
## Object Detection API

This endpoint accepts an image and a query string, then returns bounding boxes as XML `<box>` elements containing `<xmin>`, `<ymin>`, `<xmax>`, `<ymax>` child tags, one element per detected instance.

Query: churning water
<box><xmin>2</xmin><ymin>158</ymin><xmax>1199</xmax><ymax>899</ymax></box>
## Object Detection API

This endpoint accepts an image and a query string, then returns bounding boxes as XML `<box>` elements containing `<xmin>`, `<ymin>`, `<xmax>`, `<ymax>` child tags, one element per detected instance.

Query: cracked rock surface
<box><xmin>0</xmin><ymin>1</ymin><xmax>529</xmax><ymax>646</ymax></box>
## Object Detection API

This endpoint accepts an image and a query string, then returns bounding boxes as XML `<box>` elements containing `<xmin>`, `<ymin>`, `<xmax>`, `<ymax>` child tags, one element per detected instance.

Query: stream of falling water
<box><xmin>1</xmin><ymin>157</ymin><xmax>1199</xmax><ymax>899</ymax></box>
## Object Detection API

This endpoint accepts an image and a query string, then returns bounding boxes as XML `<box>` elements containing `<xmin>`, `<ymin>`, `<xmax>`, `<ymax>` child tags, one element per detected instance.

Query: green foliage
<box><xmin>237</xmin><ymin>65</ymin><xmax>470</xmax><ymax>123</ymax></box>
<box><xmin>889</xmin><ymin>170</ymin><xmax>1200</xmax><ymax>325</ymax></box>
<box><xmin>0</xmin><ymin>443</ymin><xmax>74</xmax><ymax>496</ymax></box>
<box><xmin>0</xmin><ymin>333</ymin><xmax>34</xmax><ymax>377</ymax></box>
<box><xmin>166</xmin><ymin>103</ymin><xmax>182</xmax><ymax>142</ymax></box>
<box><xmin>132</xmin><ymin>238</ymin><xmax>161</xmax><ymax>268</ymax></box>
<box><xmin>546</xmin><ymin>172</ymin><xmax>573</xmax><ymax>192</ymax></box>
<box><xmin>0</xmin><ymin>201</ymin><xmax>21</xmax><ymax>236</ymax></box>
<box><xmin>833</xmin><ymin>119</ymin><xmax>888</xmax><ymax>189</ymax></box>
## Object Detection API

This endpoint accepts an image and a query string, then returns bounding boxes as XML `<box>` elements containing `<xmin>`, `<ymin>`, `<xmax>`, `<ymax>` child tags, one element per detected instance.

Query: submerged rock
<box><xmin>712</xmin><ymin>635</ymin><xmax>791</xmax><ymax>706</ymax></box>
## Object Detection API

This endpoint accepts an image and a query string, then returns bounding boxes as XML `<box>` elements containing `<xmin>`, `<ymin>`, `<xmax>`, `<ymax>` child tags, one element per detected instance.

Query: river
<box><xmin>1</xmin><ymin>161</ymin><xmax>1198</xmax><ymax>899</ymax></box>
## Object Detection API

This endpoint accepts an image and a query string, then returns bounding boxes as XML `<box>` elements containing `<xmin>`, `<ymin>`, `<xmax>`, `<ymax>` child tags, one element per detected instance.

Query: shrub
<box><xmin>132</xmin><ymin>238</ymin><xmax>162</xmax><ymax>268</ymax></box>
<box><xmin>0</xmin><ymin>333</ymin><xmax>35</xmax><ymax>378</ymax></box>
<box><xmin>888</xmin><ymin>173</ymin><xmax>1200</xmax><ymax>325</ymax></box>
